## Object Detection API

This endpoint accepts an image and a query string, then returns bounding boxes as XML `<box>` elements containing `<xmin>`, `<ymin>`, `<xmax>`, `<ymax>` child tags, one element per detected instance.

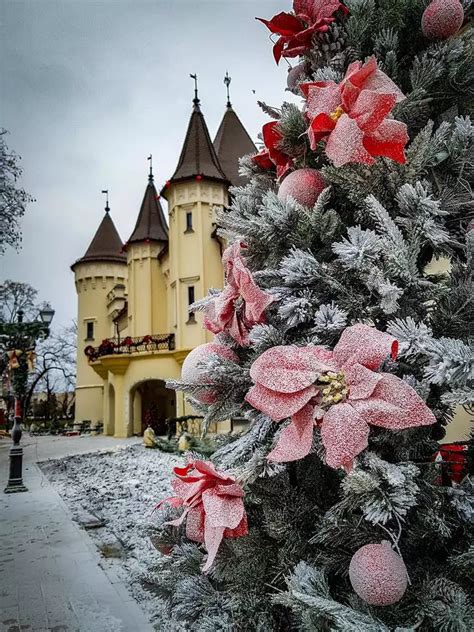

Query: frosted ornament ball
<box><xmin>181</xmin><ymin>342</ymin><xmax>238</xmax><ymax>403</ymax></box>
<box><xmin>421</xmin><ymin>0</ymin><xmax>464</xmax><ymax>40</ymax></box>
<box><xmin>349</xmin><ymin>541</ymin><xmax>408</xmax><ymax>606</ymax></box>
<box><xmin>278</xmin><ymin>168</ymin><xmax>326</xmax><ymax>209</ymax></box>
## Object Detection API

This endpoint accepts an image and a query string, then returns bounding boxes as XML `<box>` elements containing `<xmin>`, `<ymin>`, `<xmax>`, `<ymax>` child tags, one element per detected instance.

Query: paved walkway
<box><xmin>0</xmin><ymin>435</ymin><xmax>154</xmax><ymax>632</ymax></box>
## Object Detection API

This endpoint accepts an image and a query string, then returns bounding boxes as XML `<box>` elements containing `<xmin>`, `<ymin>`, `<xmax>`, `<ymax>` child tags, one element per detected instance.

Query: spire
<box><xmin>148</xmin><ymin>154</ymin><xmax>153</xmax><ymax>182</ymax></box>
<box><xmin>224</xmin><ymin>71</ymin><xmax>232</xmax><ymax>108</ymax></box>
<box><xmin>165</xmin><ymin>77</ymin><xmax>228</xmax><ymax>187</ymax></box>
<box><xmin>213</xmin><ymin>94</ymin><xmax>257</xmax><ymax>187</ymax></box>
<box><xmin>190</xmin><ymin>73</ymin><xmax>200</xmax><ymax>110</ymax></box>
<box><xmin>71</xmin><ymin>197</ymin><xmax>126</xmax><ymax>269</ymax></box>
<box><xmin>102</xmin><ymin>189</ymin><xmax>110</xmax><ymax>212</ymax></box>
<box><xmin>128</xmin><ymin>160</ymin><xmax>169</xmax><ymax>245</ymax></box>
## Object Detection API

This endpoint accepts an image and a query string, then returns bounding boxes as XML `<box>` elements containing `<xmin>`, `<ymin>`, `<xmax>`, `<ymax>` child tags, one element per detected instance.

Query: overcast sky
<box><xmin>1</xmin><ymin>0</ymin><xmax>296</xmax><ymax>330</ymax></box>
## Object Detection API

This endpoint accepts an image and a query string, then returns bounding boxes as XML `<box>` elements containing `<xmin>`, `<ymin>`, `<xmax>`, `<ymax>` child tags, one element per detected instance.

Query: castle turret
<box><xmin>126</xmin><ymin>162</ymin><xmax>169</xmax><ymax>337</ymax></box>
<box><xmin>162</xmin><ymin>83</ymin><xmax>229</xmax><ymax>351</ymax></box>
<box><xmin>71</xmin><ymin>199</ymin><xmax>127</xmax><ymax>430</ymax></box>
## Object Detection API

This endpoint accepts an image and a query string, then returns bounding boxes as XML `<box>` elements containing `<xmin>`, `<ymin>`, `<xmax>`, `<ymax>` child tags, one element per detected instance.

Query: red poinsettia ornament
<box><xmin>301</xmin><ymin>56</ymin><xmax>409</xmax><ymax>166</ymax></box>
<box><xmin>257</xmin><ymin>1</ymin><xmax>348</xmax><ymax>63</ymax></box>
<box><xmin>204</xmin><ymin>242</ymin><xmax>275</xmax><ymax>346</ymax></box>
<box><xmin>246</xmin><ymin>324</ymin><xmax>436</xmax><ymax>470</ymax></box>
<box><xmin>157</xmin><ymin>459</ymin><xmax>248</xmax><ymax>572</ymax></box>
<box><xmin>252</xmin><ymin>121</ymin><xmax>293</xmax><ymax>179</ymax></box>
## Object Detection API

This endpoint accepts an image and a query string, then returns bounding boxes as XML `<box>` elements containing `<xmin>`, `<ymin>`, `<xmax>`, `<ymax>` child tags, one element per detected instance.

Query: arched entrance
<box><xmin>130</xmin><ymin>379</ymin><xmax>176</xmax><ymax>436</ymax></box>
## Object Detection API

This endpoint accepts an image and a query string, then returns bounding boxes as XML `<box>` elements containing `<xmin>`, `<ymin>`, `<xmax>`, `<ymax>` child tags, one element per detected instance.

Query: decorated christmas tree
<box><xmin>148</xmin><ymin>1</ymin><xmax>473</xmax><ymax>629</ymax></box>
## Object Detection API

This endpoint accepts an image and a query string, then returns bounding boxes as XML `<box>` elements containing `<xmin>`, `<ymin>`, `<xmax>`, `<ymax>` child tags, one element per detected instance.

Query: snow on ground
<box><xmin>39</xmin><ymin>443</ymin><xmax>181</xmax><ymax>625</ymax></box>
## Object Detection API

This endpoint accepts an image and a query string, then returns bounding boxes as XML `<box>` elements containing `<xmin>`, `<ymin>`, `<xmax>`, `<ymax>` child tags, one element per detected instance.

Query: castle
<box><xmin>71</xmin><ymin>86</ymin><xmax>256</xmax><ymax>437</ymax></box>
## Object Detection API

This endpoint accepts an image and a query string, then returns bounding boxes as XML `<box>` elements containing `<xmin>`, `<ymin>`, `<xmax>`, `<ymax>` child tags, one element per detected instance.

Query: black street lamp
<box><xmin>0</xmin><ymin>303</ymin><xmax>55</xmax><ymax>493</ymax></box>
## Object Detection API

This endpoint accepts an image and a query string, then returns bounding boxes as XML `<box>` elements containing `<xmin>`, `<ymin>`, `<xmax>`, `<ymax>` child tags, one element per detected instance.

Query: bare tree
<box><xmin>0</xmin><ymin>129</ymin><xmax>34</xmax><ymax>256</ymax></box>
<box><xmin>0</xmin><ymin>279</ymin><xmax>39</xmax><ymax>324</ymax></box>
<box><xmin>25</xmin><ymin>323</ymin><xmax>77</xmax><ymax>420</ymax></box>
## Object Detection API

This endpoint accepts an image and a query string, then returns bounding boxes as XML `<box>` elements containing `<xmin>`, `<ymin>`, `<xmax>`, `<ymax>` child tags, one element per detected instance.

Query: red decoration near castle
<box><xmin>302</xmin><ymin>57</ymin><xmax>409</xmax><ymax>166</ymax></box>
<box><xmin>257</xmin><ymin>1</ymin><xmax>348</xmax><ymax>64</ymax></box>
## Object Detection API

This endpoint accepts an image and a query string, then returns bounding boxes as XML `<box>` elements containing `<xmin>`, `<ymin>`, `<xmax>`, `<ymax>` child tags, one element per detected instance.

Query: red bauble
<box><xmin>278</xmin><ymin>168</ymin><xmax>326</xmax><ymax>208</ymax></box>
<box><xmin>181</xmin><ymin>342</ymin><xmax>238</xmax><ymax>404</ymax></box>
<box><xmin>349</xmin><ymin>541</ymin><xmax>408</xmax><ymax>606</ymax></box>
<box><xmin>287</xmin><ymin>63</ymin><xmax>306</xmax><ymax>93</ymax></box>
<box><xmin>422</xmin><ymin>0</ymin><xmax>464</xmax><ymax>40</ymax></box>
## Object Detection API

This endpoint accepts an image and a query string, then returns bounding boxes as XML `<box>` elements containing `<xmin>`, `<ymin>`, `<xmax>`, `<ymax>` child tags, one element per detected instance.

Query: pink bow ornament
<box><xmin>157</xmin><ymin>459</ymin><xmax>248</xmax><ymax>572</ymax></box>
<box><xmin>204</xmin><ymin>242</ymin><xmax>275</xmax><ymax>346</ymax></box>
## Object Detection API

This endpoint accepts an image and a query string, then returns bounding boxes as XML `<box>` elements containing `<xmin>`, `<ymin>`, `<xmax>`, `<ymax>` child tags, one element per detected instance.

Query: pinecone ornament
<box><xmin>308</xmin><ymin>22</ymin><xmax>348</xmax><ymax>72</ymax></box>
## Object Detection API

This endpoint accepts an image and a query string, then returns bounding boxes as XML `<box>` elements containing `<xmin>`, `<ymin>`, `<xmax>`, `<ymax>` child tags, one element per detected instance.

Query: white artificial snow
<box><xmin>40</xmin><ymin>444</ymin><xmax>181</xmax><ymax>623</ymax></box>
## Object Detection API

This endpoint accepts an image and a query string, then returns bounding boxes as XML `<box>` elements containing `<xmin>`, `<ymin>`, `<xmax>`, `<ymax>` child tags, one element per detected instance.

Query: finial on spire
<box><xmin>224</xmin><ymin>71</ymin><xmax>232</xmax><ymax>108</ymax></box>
<box><xmin>101</xmin><ymin>189</ymin><xmax>110</xmax><ymax>213</ymax></box>
<box><xmin>190</xmin><ymin>73</ymin><xmax>200</xmax><ymax>109</ymax></box>
<box><xmin>147</xmin><ymin>154</ymin><xmax>153</xmax><ymax>182</ymax></box>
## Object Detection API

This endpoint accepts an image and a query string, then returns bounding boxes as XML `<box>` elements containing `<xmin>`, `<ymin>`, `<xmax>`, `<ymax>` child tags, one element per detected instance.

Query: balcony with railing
<box><xmin>84</xmin><ymin>333</ymin><xmax>175</xmax><ymax>362</ymax></box>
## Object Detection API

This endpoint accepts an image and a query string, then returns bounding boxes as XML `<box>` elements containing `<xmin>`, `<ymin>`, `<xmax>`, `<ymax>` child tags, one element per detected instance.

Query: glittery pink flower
<box><xmin>204</xmin><ymin>242</ymin><xmax>275</xmax><ymax>346</ymax></box>
<box><xmin>246</xmin><ymin>324</ymin><xmax>436</xmax><ymax>471</ymax></box>
<box><xmin>301</xmin><ymin>56</ymin><xmax>409</xmax><ymax>166</ymax></box>
<box><xmin>157</xmin><ymin>459</ymin><xmax>248</xmax><ymax>572</ymax></box>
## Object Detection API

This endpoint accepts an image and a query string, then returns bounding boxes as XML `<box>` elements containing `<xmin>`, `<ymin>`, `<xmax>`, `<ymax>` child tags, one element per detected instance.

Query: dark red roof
<box><xmin>71</xmin><ymin>211</ymin><xmax>126</xmax><ymax>270</ymax></box>
<box><xmin>128</xmin><ymin>178</ymin><xmax>168</xmax><ymax>244</ymax></box>
<box><xmin>167</xmin><ymin>102</ymin><xmax>228</xmax><ymax>185</ymax></box>
<box><xmin>213</xmin><ymin>106</ymin><xmax>256</xmax><ymax>187</ymax></box>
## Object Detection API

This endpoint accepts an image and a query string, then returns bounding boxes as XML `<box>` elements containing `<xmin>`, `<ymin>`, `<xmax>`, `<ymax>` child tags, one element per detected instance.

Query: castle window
<box><xmin>187</xmin><ymin>286</ymin><xmax>196</xmax><ymax>324</ymax></box>
<box><xmin>86</xmin><ymin>321</ymin><xmax>94</xmax><ymax>340</ymax></box>
<box><xmin>185</xmin><ymin>212</ymin><xmax>193</xmax><ymax>233</ymax></box>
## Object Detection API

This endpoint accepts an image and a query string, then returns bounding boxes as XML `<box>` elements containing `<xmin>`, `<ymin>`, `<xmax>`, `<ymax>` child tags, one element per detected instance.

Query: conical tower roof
<box><xmin>214</xmin><ymin>105</ymin><xmax>256</xmax><ymax>187</ymax></box>
<box><xmin>168</xmin><ymin>99</ymin><xmax>228</xmax><ymax>185</ymax></box>
<box><xmin>128</xmin><ymin>175</ymin><xmax>168</xmax><ymax>244</ymax></box>
<box><xmin>71</xmin><ymin>208</ymin><xmax>126</xmax><ymax>270</ymax></box>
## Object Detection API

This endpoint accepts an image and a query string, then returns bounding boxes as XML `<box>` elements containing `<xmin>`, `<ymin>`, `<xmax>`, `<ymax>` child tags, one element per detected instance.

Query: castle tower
<box><xmin>161</xmin><ymin>84</ymin><xmax>229</xmax><ymax>351</ymax></box>
<box><xmin>71</xmin><ymin>199</ymin><xmax>127</xmax><ymax>428</ymax></box>
<box><xmin>126</xmin><ymin>162</ymin><xmax>169</xmax><ymax>337</ymax></box>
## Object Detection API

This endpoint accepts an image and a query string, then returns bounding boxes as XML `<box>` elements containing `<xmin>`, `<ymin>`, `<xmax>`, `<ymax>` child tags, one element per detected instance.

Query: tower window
<box><xmin>86</xmin><ymin>322</ymin><xmax>94</xmax><ymax>340</ymax></box>
<box><xmin>185</xmin><ymin>212</ymin><xmax>193</xmax><ymax>233</ymax></box>
<box><xmin>187</xmin><ymin>286</ymin><xmax>196</xmax><ymax>324</ymax></box>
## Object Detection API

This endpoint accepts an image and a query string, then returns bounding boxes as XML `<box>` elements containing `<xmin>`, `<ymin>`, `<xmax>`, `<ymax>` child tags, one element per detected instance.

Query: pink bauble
<box><xmin>349</xmin><ymin>541</ymin><xmax>408</xmax><ymax>606</ymax></box>
<box><xmin>278</xmin><ymin>168</ymin><xmax>326</xmax><ymax>208</ymax></box>
<box><xmin>181</xmin><ymin>343</ymin><xmax>238</xmax><ymax>404</ymax></box>
<box><xmin>287</xmin><ymin>63</ymin><xmax>306</xmax><ymax>93</ymax></box>
<box><xmin>422</xmin><ymin>0</ymin><xmax>464</xmax><ymax>40</ymax></box>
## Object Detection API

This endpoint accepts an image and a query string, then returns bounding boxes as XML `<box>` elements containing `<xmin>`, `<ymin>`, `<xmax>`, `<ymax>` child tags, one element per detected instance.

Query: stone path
<box><xmin>0</xmin><ymin>435</ymin><xmax>154</xmax><ymax>632</ymax></box>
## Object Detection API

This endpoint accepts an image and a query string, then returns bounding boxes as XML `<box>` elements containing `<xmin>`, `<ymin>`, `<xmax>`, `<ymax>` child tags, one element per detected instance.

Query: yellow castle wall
<box><xmin>73</xmin><ymin>260</ymin><xmax>127</xmax><ymax>425</ymax></box>
<box><xmin>127</xmin><ymin>242</ymin><xmax>168</xmax><ymax>337</ymax></box>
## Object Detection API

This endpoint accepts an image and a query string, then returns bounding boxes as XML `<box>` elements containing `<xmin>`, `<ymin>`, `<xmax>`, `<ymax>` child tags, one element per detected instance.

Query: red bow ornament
<box><xmin>7</xmin><ymin>350</ymin><xmax>23</xmax><ymax>370</ymax></box>
<box><xmin>157</xmin><ymin>460</ymin><xmax>248</xmax><ymax>572</ymax></box>
<box><xmin>258</xmin><ymin>1</ymin><xmax>349</xmax><ymax>63</ymax></box>
<box><xmin>246</xmin><ymin>324</ymin><xmax>436</xmax><ymax>471</ymax></box>
<box><xmin>301</xmin><ymin>56</ymin><xmax>409</xmax><ymax>166</ymax></box>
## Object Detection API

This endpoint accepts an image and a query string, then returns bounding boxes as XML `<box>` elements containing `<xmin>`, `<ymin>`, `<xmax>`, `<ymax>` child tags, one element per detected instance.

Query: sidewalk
<box><xmin>0</xmin><ymin>435</ymin><xmax>154</xmax><ymax>632</ymax></box>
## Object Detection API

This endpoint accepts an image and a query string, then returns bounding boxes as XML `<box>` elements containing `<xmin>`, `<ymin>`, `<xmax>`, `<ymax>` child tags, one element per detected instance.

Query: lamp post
<box><xmin>1</xmin><ymin>303</ymin><xmax>55</xmax><ymax>493</ymax></box>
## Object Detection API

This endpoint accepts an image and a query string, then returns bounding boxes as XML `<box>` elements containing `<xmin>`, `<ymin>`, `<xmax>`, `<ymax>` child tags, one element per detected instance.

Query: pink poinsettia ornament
<box><xmin>204</xmin><ymin>242</ymin><xmax>275</xmax><ymax>346</ymax></box>
<box><xmin>246</xmin><ymin>324</ymin><xmax>436</xmax><ymax>470</ymax></box>
<box><xmin>301</xmin><ymin>57</ymin><xmax>409</xmax><ymax>167</ymax></box>
<box><xmin>157</xmin><ymin>459</ymin><xmax>248</xmax><ymax>572</ymax></box>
